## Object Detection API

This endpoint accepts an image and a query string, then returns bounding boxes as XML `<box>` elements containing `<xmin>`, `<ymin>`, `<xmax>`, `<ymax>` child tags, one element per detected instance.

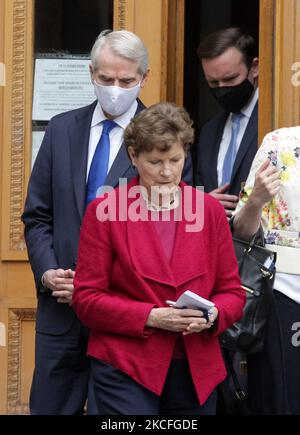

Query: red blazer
<box><xmin>73</xmin><ymin>178</ymin><xmax>245</xmax><ymax>405</ymax></box>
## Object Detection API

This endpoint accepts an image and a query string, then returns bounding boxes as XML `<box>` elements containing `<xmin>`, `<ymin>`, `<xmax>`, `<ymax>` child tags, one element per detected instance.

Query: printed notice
<box><xmin>32</xmin><ymin>57</ymin><xmax>95</xmax><ymax>121</ymax></box>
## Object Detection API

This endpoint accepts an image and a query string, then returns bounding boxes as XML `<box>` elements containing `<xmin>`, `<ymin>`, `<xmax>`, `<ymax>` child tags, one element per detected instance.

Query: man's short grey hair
<box><xmin>91</xmin><ymin>29</ymin><xmax>148</xmax><ymax>75</ymax></box>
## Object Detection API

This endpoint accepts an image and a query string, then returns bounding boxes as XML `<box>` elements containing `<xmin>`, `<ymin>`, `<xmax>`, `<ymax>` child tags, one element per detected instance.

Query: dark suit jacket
<box><xmin>195</xmin><ymin>102</ymin><xmax>258</xmax><ymax>196</ymax></box>
<box><xmin>73</xmin><ymin>177</ymin><xmax>245</xmax><ymax>405</ymax></box>
<box><xmin>22</xmin><ymin>100</ymin><xmax>193</xmax><ymax>335</ymax></box>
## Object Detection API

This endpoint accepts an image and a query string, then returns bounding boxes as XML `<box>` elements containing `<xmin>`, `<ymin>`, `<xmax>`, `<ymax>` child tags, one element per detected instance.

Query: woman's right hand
<box><xmin>146</xmin><ymin>307</ymin><xmax>210</xmax><ymax>333</ymax></box>
<box><xmin>250</xmin><ymin>160</ymin><xmax>281</xmax><ymax>208</ymax></box>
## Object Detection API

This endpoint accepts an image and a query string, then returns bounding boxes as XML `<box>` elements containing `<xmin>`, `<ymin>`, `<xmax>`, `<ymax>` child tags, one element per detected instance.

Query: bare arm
<box><xmin>233</xmin><ymin>160</ymin><xmax>281</xmax><ymax>240</ymax></box>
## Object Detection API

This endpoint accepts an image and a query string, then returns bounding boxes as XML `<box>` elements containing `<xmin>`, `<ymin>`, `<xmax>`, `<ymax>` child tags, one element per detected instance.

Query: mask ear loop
<box><xmin>248</xmin><ymin>58</ymin><xmax>258</xmax><ymax>89</ymax></box>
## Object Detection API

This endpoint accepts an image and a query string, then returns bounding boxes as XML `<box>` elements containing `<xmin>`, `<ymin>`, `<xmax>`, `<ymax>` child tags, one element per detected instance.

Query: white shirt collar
<box><xmin>91</xmin><ymin>100</ymin><xmax>138</xmax><ymax>129</ymax></box>
<box><xmin>240</xmin><ymin>87</ymin><xmax>259</xmax><ymax>119</ymax></box>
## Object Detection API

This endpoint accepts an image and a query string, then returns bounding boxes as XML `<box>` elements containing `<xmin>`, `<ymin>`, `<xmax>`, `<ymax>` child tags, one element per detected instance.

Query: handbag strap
<box><xmin>250</xmin><ymin>226</ymin><xmax>265</xmax><ymax>247</ymax></box>
<box><xmin>222</xmin><ymin>348</ymin><xmax>251</xmax><ymax>414</ymax></box>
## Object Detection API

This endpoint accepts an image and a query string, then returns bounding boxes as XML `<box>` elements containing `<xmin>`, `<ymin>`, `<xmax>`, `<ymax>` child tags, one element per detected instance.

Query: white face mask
<box><xmin>93</xmin><ymin>80</ymin><xmax>141</xmax><ymax>117</ymax></box>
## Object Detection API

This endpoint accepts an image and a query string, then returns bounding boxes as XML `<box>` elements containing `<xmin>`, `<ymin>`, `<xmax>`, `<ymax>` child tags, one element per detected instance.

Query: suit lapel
<box><xmin>105</xmin><ymin>145</ymin><xmax>133</xmax><ymax>188</ymax></box>
<box><xmin>209</xmin><ymin>112</ymin><xmax>228</xmax><ymax>189</ymax></box>
<box><xmin>231</xmin><ymin>102</ymin><xmax>258</xmax><ymax>183</ymax></box>
<box><xmin>105</xmin><ymin>99</ymin><xmax>146</xmax><ymax>188</ymax></box>
<box><xmin>69</xmin><ymin>101</ymin><xmax>97</xmax><ymax>220</ymax></box>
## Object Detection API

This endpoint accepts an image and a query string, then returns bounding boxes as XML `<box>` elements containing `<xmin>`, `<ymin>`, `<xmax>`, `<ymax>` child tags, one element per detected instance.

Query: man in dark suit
<box><xmin>195</xmin><ymin>28</ymin><xmax>258</xmax><ymax>414</ymax></box>
<box><xmin>195</xmin><ymin>28</ymin><xmax>258</xmax><ymax>218</ymax></box>
<box><xmin>22</xmin><ymin>29</ymin><xmax>193</xmax><ymax>415</ymax></box>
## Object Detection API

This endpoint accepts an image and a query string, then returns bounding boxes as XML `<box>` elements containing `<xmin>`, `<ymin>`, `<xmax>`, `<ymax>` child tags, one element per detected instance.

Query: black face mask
<box><xmin>210</xmin><ymin>78</ymin><xmax>254</xmax><ymax>113</ymax></box>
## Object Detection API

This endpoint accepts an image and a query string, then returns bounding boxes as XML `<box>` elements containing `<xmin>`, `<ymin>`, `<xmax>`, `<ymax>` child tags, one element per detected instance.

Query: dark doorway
<box><xmin>35</xmin><ymin>0</ymin><xmax>113</xmax><ymax>54</ymax></box>
<box><xmin>184</xmin><ymin>0</ymin><xmax>259</xmax><ymax>135</ymax></box>
<box><xmin>32</xmin><ymin>0</ymin><xmax>113</xmax><ymax>133</ymax></box>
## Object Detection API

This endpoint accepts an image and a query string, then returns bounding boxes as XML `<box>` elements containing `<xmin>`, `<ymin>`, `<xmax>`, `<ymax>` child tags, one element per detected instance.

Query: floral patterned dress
<box><xmin>235</xmin><ymin>126</ymin><xmax>300</xmax><ymax>302</ymax></box>
<box><xmin>237</xmin><ymin>126</ymin><xmax>300</xmax><ymax>249</ymax></box>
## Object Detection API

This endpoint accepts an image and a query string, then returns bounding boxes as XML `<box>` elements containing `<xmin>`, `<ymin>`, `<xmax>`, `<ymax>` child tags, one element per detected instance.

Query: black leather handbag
<box><xmin>220</xmin><ymin>228</ymin><xmax>276</xmax><ymax>354</ymax></box>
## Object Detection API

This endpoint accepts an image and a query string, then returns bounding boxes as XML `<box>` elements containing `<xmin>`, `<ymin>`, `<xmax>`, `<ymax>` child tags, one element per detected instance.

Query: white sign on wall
<box><xmin>32</xmin><ymin>57</ymin><xmax>95</xmax><ymax>121</ymax></box>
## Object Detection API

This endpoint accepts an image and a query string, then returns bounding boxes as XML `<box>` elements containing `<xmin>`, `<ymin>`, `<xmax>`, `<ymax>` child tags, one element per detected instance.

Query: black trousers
<box><xmin>30</xmin><ymin>318</ymin><xmax>97</xmax><ymax>415</ymax></box>
<box><xmin>247</xmin><ymin>290</ymin><xmax>300</xmax><ymax>415</ymax></box>
<box><xmin>91</xmin><ymin>358</ymin><xmax>217</xmax><ymax>415</ymax></box>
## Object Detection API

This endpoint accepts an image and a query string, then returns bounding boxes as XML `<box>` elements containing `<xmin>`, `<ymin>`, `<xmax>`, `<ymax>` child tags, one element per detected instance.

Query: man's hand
<box><xmin>209</xmin><ymin>184</ymin><xmax>239</xmax><ymax>217</ymax></box>
<box><xmin>43</xmin><ymin>268</ymin><xmax>75</xmax><ymax>305</ymax></box>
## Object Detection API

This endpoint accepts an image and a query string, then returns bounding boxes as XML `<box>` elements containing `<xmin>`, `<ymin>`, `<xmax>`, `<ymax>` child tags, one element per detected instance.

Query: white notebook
<box><xmin>166</xmin><ymin>290</ymin><xmax>215</xmax><ymax>311</ymax></box>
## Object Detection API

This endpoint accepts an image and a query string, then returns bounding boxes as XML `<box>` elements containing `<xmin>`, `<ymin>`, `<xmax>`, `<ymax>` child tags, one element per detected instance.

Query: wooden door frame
<box><xmin>1</xmin><ymin>0</ymin><xmax>34</xmax><ymax>261</ymax></box>
<box><xmin>259</xmin><ymin>0</ymin><xmax>275</xmax><ymax>143</ymax></box>
<box><xmin>113</xmin><ymin>0</ymin><xmax>185</xmax><ymax>106</ymax></box>
<box><xmin>274</xmin><ymin>0</ymin><xmax>300</xmax><ymax>128</ymax></box>
<box><xmin>259</xmin><ymin>0</ymin><xmax>300</xmax><ymax>141</ymax></box>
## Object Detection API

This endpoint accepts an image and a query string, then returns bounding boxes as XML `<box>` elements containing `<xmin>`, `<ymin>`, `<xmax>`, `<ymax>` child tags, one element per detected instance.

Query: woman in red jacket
<box><xmin>72</xmin><ymin>102</ymin><xmax>245</xmax><ymax>415</ymax></box>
